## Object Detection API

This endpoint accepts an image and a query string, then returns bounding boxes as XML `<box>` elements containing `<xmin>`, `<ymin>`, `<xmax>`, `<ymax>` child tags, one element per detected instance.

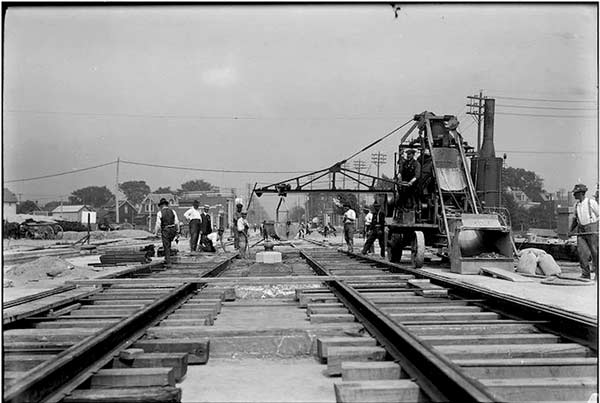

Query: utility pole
<box><xmin>354</xmin><ymin>159</ymin><xmax>367</xmax><ymax>209</ymax></box>
<box><xmin>370</xmin><ymin>152</ymin><xmax>387</xmax><ymax>178</ymax></box>
<box><xmin>115</xmin><ymin>157</ymin><xmax>120</xmax><ymax>223</ymax></box>
<box><xmin>466</xmin><ymin>91</ymin><xmax>485</xmax><ymax>153</ymax></box>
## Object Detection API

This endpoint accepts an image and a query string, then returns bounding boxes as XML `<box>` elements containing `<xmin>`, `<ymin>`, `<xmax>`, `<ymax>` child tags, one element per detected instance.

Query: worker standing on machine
<box><xmin>154</xmin><ymin>198</ymin><xmax>180</xmax><ymax>269</ymax></box>
<box><xmin>569</xmin><ymin>183</ymin><xmax>599</xmax><ymax>280</ymax></box>
<box><xmin>399</xmin><ymin>149</ymin><xmax>421</xmax><ymax>211</ymax></box>
<box><xmin>342</xmin><ymin>203</ymin><xmax>356</xmax><ymax>252</ymax></box>
<box><xmin>417</xmin><ymin>148</ymin><xmax>434</xmax><ymax>220</ymax></box>
<box><xmin>361</xmin><ymin>201</ymin><xmax>385</xmax><ymax>258</ymax></box>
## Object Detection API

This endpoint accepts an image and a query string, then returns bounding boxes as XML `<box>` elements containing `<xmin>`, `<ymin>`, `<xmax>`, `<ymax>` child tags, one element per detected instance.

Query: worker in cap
<box><xmin>199</xmin><ymin>204</ymin><xmax>212</xmax><ymax>251</ymax></box>
<box><xmin>183</xmin><ymin>200</ymin><xmax>202</xmax><ymax>252</ymax></box>
<box><xmin>362</xmin><ymin>207</ymin><xmax>374</xmax><ymax>253</ymax></box>
<box><xmin>237</xmin><ymin>211</ymin><xmax>250</xmax><ymax>259</ymax></box>
<box><xmin>154</xmin><ymin>198</ymin><xmax>180</xmax><ymax>268</ymax></box>
<box><xmin>342</xmin><ymin>203</ymin><xmax>356</xmax><ymax>253</ymax></box>
<box><xmin>362</xmin><ymin>201</ymin><xmax>386</xmax><ymax>257</ymax></box>
<box><xmin>569</xmin><ymin>183</ymin><xmax>599</xmax><ymax>280</ymax></box>
<box><xmin>399</xmin><ymin>148</ymin><xmax>421</xmax><ymax>211</ymax></box>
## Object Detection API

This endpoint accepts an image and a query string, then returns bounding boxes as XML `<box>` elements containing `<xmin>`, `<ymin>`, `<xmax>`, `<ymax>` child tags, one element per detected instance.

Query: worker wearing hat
<box><xmin>237</xmin><ymin>211</ymin><xmax>250</xmax><ymax>258</ymax></box>
<box><xmin>569</xmin><ymin>184</ymin><xmax>599</xmax><ymax>280</ymax></box>
<box><xmin>362</xmin><ymin>201</ymin><xmax>386</xmax><ymax>257</ymax></box>
<box><xmin>183</xmin><ymin>200</ymin><xmax>202</xmax><ymax>252</ymax></box>
<box><xmin>154</xmin><ymin>198</ymin><xmax>180</xmax><ymax>268</ymax></box>
<box><xmin>199</xmin><ymin>204</ymin><xmax>213</xmax><ymax>251</ymax></box>
<box><xmin>342</xmin><ymin>203</ymin><xmax>356</xmax><ymax>253</ymax></box>
<box><xmin>399</xmin><ymin>148</ymin><xmax>421</xmax><ymax>211</ymax></box>
<box><xmin>232</xmin><ymin>201</ymin><xmax>244</xmax><ymax>251</ymax></box>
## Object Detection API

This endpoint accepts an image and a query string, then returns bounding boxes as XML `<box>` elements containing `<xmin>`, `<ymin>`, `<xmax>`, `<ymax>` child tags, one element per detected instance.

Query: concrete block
<box><xmin>90</xmin><ymin>367</ymin><xmax>175</xmax><ymax>388</ymax></box>
<box><xmin>63</xmin><ymin>386</ymin><xmax>181</xmax><ymax>403</ymax></box>
<box><xmin>133</xmin><ymin>338</ymin><xmax>209</xmax><ymax>364</ymax></box>
<box><xmin>255</xmin><ymin>251</ymin><xmax>282</xmax><ymax>264</ymax></box>
<box><xmin>317</xmin><ymin>337</ymin><xmax>377</xmax><ymax>361</ymax></box>
<box><xmin>119</xmin><ymin>348</ymin><xmax>145</xmax><ymax>361</ymax></box>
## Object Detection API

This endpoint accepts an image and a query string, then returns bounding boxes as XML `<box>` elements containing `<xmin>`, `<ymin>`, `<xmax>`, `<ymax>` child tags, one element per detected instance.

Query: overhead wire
<box><xmin>490</xmin><ymin>95</ymin><xmax>597</xmax><ymax>104</ymax></box>
<box><xmin>496</xmin><ymin>104</ymin><xmax>598</xmax><ymax>111</ymax></box>
<box><xmin>5</xmin><ymin>161</ymin><xmax>116</xmax><ymax>183</ymax></box>
<box><xmin>495</xmin><ymin>112</ymin><xmax>596</xmax><ymax>118</ymax></box>
<box><xmin>344</xmin><ymin>118</ymin><xmax>414</xmax><ymax>162</ymax></box>
<box><xmin>120</xmin><ymin>160</ymin><xmax>312</xmax><ymax>174</ymax></box>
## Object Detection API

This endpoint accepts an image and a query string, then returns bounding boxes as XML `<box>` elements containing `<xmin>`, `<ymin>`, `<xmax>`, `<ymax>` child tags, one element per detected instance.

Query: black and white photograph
<box><xmin>2</xmin><ymin>3</ymin><xmax>598</xmax><ymax>402</ymax></box>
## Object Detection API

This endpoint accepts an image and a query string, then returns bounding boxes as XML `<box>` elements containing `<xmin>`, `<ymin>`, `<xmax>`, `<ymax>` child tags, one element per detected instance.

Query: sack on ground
<box><xmin>537</xmin><ymin>253</ymin><xmax>561</xmax><ymax>276</ymax></box>
<box><xmin>518</xmin><ymin>248</ymin><xmax>547</xmax><ymax>258</ymax></box>
<box><xmin>516</xmin><ymin>252</ymin><xmax>537</xmax><ymax>274</ymax></box>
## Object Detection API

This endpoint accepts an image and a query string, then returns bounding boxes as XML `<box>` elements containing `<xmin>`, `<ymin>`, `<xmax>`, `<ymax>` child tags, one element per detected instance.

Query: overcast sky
<box><xmin>3</xmin><ymin>4</ymin><xmax>598</xmax><ymax>212</ymax></box>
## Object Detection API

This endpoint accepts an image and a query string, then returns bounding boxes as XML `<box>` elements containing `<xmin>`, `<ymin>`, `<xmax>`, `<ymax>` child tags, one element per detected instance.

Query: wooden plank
<box><xmin>390</xmin><ymin>312</ymin><xmax>499</xmax><ymax>322</ymax></box>
<box><xmin>36</xmin><ymin>320</ymin><xmax>118</xmax><ymax>329</ymax></box>
<box><xmin>112</xmin><ymin>352</ymin><xmax>188</xmax><ymax>382</ymax></box>
<box><xmin>63</xmin><ymin>386</ymin><xmax>181</xmax><ymax>403</ymax></box>
<box><xmin>480</xmin><ymin>377</ymin><xmax>597</xmax><ymax>402</ymax></box>
<box><xmin>133</xmin><ymin>338</ymin><xmax>209</xmax><ymax>364</ymax></box>
<box><xmin>3</xmin><ymin>287</ymin><xmax>100</xmax><ymax>324</ymax></box>
<box><xmin>341</xmin><ymin>361</ymin><xmax>402</xmax><ymax>381</ymax></box>
<box><xmin>327</xmin><ymin>346</ymin><xmax>387</xmax><ymax>376</ymax></box>
<box><xmin>159</xmin><ymin>318</ymin><xmax>212</xmax><ymax>327</ymax></box>
<box><xmin>480</xmin><ymin>267</ymin><xmax>533</xmax><ymax>282</ymax></box>
<box><xmin>381</xmin><ymin>306</ymin><xmax>481</xmax><ymax>314</ymax></box>
<box><xmin>4</xmin><ymin>328</ymin><xmax>99</xmax><ymax>343</ymax></box>
<box><xmin>420</xmin><ymin>333</ymin><xmax>560</xmax><ymax>345</ymax></box>
<box><xmin>307</xmin><ymin>307</ymin><xmax>350</xmax><ymax>315</ymax></box>
<box><xmin>69</xmin><ymin>274</ymin><xmax>414</xmax><ymax>286</ymax></box>
<box><xmin>88</xmin><ymin>299</ymin><xmax>153</xmax><ymax>305</ymax></box>
<box><xmin>310</xmin><ymin>313</ymin><xmax>356</xmax><ymax>324</ymax></box>
<box><xmin>436</xmin><ymin>343</ymin><xmax>594</xmax><ymax>359</ymax></box>
<box><xmin>334</xmin><ymin>380</ymin><xmax>422</xmax><ymax>403</ymax></box>
<box><xmin>317</xmin><ymin>337</ymin><xmax>378</xmax><ymax>361</ymax></box>
<box><xmin>3</xmin><ymin>355</ymin><xmax>53</xmax><ymax>371</ymax></box>
<box><xmin>406</xmin><ymin>323</ymin><xmax>541</xmax><ymax>336</ymax></box>
<box><xmin>91</xmin><ymin>367</ymin><xmax>175</xmax><ymax>388</ymax></box>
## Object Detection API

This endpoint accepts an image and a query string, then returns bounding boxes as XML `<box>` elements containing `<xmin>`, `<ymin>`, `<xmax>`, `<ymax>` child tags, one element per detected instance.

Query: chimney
<box><xmin>480</xmin><ymin>98</ymin><xmax>496</xmax><ymax>158</ymax></box>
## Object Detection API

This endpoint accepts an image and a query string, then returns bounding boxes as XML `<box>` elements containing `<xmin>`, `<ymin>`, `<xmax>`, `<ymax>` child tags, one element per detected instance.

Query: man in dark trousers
<box><xmin>183</xmin><ymin>200</ymin><xmax>202</xmax><ymax>252</ymax></box>
<box><xmin>200</xmin><ymin>204</ymin><xmax>212</xmax><ymax>250</ymax></box>
<box><xmin>154</xmin><ymin>198</ymin><xmax>180</xmax><ymax>268</ymax></box>
<box><xmin>233</xmin><ymin>202</ymin><xmax>244</xmax><ymax>250</ymax></box>
<box><xmin>399</xmin><ymin>149</ymin><xmax>421</xmax><ymax>210</ymax></box>
<box><xmin>361</xmin><ymin>201</ymin><xmax>386</xmax><ymax>258</ymax></box>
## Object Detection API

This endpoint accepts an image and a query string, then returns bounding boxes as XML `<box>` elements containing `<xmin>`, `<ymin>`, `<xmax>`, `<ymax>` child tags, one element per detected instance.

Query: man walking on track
<box><xmin>342</xmin><ymin>203</ymin><xmax>356</xmax><ymax>253</ymax></box>
<box><xmin>570</xmin><ymin>183</ymin><xmax>599</xmax><ymax>281</ymax></box>
<box><xmin>362</xmin><ymin>201</ymin><xmax>386</xmax><ymax>258</ymax></box>
<box><xmin>184</xmin><ymin>200</ymin><xmax>202</xmax><ymax>252</ymax></box>
<box><xmin>237</xmin><ymin>211</ymin><xmax>250</xmax><ymax>259</ymax></box>
<box><xmin>154</xmin><ymin>198</ymin><xmax>180</xmax><ymax>268</ymax></box>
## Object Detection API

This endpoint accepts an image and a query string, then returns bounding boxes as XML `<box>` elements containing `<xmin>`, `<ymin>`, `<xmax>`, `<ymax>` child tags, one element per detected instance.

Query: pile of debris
<box><xmin>4</xmin><ymin>256</ymin><xmax>96</xmax><ymax>286</ymax></box>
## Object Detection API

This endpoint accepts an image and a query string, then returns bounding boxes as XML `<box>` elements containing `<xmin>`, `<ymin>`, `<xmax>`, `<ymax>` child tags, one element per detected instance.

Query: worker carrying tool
<box><xmin>361</xmin><ymin>201</ymin><xmax>385</xmax><ymax>257</ymax></box>
<box><xmin>569</xmin><ymin>183</ymin><xmax>599</xmax><ymax>281</ymax></box>
<box><xmin>154</xmin><ymin>198</ymin><xmax>180</xmax><ymax>269</ymax></box>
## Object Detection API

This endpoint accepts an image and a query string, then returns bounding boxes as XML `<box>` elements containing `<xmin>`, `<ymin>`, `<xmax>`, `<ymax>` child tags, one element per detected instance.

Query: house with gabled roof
<box><xmin>3</xmin><ymin>188</ymin><xmax>18</xmax><ymax>216</ymax></box>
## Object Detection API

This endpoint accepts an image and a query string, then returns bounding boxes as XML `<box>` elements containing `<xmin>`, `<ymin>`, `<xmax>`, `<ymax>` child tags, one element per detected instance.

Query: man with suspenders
<box><xmin>569</xmin><ymin>184</ymin><xmax>599</xmax><ymax>280</ymax></box>
<box><xmin>154</xmin><ymin>198</ymin><xmax>180</xmax><ymax>268</ymax></box>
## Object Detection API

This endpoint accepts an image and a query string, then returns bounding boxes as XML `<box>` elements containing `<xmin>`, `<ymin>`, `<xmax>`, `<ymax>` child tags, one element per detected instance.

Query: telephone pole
<box><xmin>115</xmin><ymin>157</ymin><xmax>120</xmax><ymax>223</ymax></box>
<box><xmin>370</xmin><ymin>152</ymin><xmax>387</xmax><ymax>178</ymax></box>
<box><xmin>466</xmin><ymin>91</ymin><xmax>485</xmax><ymax>152</ymax></box>
<box><xmin>354</xmin><ymin>159</ymin><xmax>367</xmax><ymax>209</ymax></box>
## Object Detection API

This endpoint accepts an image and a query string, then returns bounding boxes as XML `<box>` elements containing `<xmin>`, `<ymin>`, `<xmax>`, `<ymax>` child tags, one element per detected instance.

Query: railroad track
<box><xmin>298</xmin><ymin>248</ymin><xmax>598</xmax><ymax>402</ymax></box>
<box><xmin>3</xmin><ymin>253</ymin><xmax>238</xmax><ymax>403</ymax></box>
<box><xmin>3</xmin><ymin>242</ymin><xmax>597</xmax><ymax>402</ymax></box>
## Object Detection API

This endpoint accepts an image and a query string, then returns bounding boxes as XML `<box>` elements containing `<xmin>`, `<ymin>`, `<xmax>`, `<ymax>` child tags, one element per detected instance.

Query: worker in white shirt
<box><xmin>183</xmin><ymin>200</ymin><xmax>202</xmax><ymax>252</ymax></box>
<box><xmin>154</xmin><ymin>198</ymin><xmax>181</xmax><ymax>268</ymax></box>
<box><xmin>237</xmin><ymin>211</ymin><xmax>250</xmax><ymax>259</ymax></box>
<box><xmin>342</xmin><ymin>203</ymin><xmax>356</xmax><ymax>253</ymax></box>
<box><xmin>569</xmin><ymin>183</ymin><xmax>599</xmax><ymax>280</ymax></box>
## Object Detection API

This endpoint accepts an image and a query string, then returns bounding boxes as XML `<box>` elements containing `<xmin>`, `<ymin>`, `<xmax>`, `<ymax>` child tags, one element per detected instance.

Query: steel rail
<box><xmin>300</xmin><ymin>250</ymin><xmax>500</xmax><ymax>403</ymax></box>
<box><xmin>4</xmin><ymin>254</ymin><xmax>237</xmax><ymax>403</ymax></box>
<box><xmin>350</xmin><ymin>251</ymin><xmax>598</xmax><ymax>350</ymax></box>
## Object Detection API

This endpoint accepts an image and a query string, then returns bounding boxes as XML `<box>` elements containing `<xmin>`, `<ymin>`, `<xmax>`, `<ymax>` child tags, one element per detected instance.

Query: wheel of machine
<box><xmin>411</xmin><ymin>231</ymin><xmax>425</xmax><ymax>268</ymax></box>
<box><xmin>52</xmin><ymin>224</ymin><xmax>64</xmax><ymax>240</ymax></box>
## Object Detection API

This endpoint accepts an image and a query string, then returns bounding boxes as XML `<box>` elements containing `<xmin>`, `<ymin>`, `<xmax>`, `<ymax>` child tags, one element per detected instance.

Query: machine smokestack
<box><xmin>481</xmin><ymin>98</ymin><xmax>496</xmax><ymax>158</ymax></box>
<box><xmin>470</xmin><ymin>98</ymin><xmax>503</xmax><ymax>208</ymax></box>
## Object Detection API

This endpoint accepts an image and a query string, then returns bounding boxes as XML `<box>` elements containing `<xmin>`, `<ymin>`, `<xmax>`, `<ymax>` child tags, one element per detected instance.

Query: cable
<box><xmin>5</xmin><ymin>161</ymin><xmax>116</xmax><ymax>183</ymax></box>
<box><xmin>497</xmin><ymin>104</ymin><xmax>598</xmax><ymax>111</ymax></box>
<box><xmin>491</xmin><ymin>95</ymin><xmax>597</xmax><ymax>104</ymax></box>
<box><xmin>496</xmin><ymin>112</ymin><xmax>597</xmax><ymax>118</ymax></box>
<box><xmin>498</xmin><ymin>150</ymin><xmax>596</xmax><ymax>155</ymax></box>
<box><xmin>120</xmin><ymin>160</ymin><xmax>312</xmax><ymax>174</ymax></box>
<box><xmin>344</xmin><ymin>118</ymin><xmax>414</xmax><ymax>162</ymax></box>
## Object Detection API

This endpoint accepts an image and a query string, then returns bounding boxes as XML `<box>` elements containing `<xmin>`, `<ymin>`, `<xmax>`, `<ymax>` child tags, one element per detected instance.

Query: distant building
<box><xmin>51</xmin><ymin>205</ymin><xmax>95</xmax><ymax>224</ymax></box>
<box><xmin>3</xmin><ymin>188</ymin><xmax>18</xmax><ymax>216</ymax></box>
<box><xmin>178</xmin><ymin>190</ymin><xmax>235</xmax><ymax>231</ymax></box>
<box><xmin>505</xmin><ymin>186</ymin><xmax>540</xmax><ymax>210</ymax></box>
<box><xmin>98</xmin><ymin>200</ymin><xmax>137</xmax><ymax>225</ymax></box>
<box><xmin>137</xmin><ymin>193</ymin><xmax>180</xmax><ymax>230</ymax></box>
